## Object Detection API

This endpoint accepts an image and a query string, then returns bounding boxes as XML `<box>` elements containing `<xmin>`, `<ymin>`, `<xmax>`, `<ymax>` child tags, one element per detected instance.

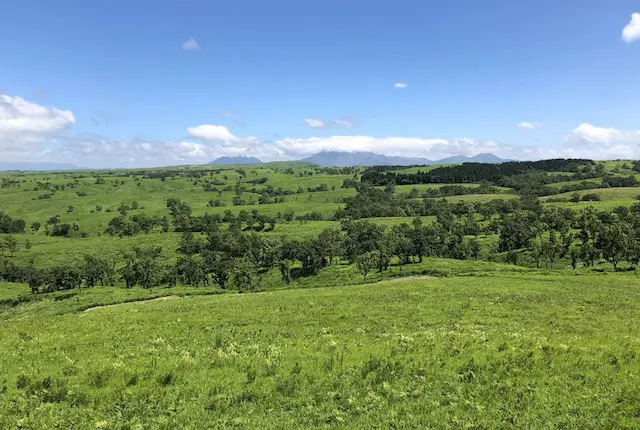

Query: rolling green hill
<box><xmin>3</xmin><ymin>159</ymin><xmax>640</xmax><ymax>427</ymax></box>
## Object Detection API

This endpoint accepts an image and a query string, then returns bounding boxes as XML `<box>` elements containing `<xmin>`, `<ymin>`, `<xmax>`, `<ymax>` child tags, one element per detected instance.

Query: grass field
<box><xmin>2</xmin><ymin>272</ymin><xmax>640</xmax><ymax>428</ymax></box>
<box><xmin>542</xmin><ymin>186</ymin><xmax>640</xmax><ymax>202</ymax></box>
<box><xmin>1</xmin><ymin>163</ymin><xmax>639</xmax><ymax>270</ymax></box>
<box><xmin>4</xmin><ymin>161</ymin><xmax>640</xmax><ymax>427</ymax></box>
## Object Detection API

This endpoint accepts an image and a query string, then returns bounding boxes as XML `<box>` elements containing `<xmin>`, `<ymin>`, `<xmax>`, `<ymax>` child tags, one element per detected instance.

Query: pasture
<box><xmin>2</xmin><ymin>273</ymin><xmax>640</xmax><ymax>428</ymax></box>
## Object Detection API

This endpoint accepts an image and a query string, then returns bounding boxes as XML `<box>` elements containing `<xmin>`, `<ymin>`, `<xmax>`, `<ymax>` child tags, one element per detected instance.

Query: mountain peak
<box><xmin>301</xmin><ymin>151</ymin><xmax>509</xmax><ymax>167</ymax></box>
<box><xmin>209</xmin><ymin>156</ymin><xmax>262</xmax><ymax>165</ymax></box>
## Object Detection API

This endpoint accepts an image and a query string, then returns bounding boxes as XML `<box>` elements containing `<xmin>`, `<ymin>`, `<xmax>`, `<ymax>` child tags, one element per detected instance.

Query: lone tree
<box><xmin>356</xmin><ymin>251</ymin><xmax>378</xmax><ymax>281</ymax></box>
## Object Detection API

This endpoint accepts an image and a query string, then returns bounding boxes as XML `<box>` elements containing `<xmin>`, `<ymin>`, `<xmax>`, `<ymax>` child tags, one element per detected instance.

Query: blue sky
<box><xmin>1</xmin><ymin>0</ymin><xmax>639</xmax><ymax>167</ymax></box>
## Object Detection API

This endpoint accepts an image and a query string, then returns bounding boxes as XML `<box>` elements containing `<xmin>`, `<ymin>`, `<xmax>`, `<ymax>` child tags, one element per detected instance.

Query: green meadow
<box><xmin>2</xmin><ymin>273</ymin><xmax>640</xmax><ymax>428</ymax></box>
<box><xmin>3</xmin><ymin>159</ymin><xmax>640</xmax><ymax>427</ymax></box>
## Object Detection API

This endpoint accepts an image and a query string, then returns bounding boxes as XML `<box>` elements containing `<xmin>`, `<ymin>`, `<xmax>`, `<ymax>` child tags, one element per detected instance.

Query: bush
<box><xmin>581</xmin><ymin>193</ymin><xmax>601</xmax><ymax>202</ymax></box>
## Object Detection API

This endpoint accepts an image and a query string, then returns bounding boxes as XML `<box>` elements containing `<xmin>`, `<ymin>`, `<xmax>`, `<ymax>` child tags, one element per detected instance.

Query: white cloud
<box><xmin>622</xmin><ymin>13</ymin><xmax>640</xmax><ymax>43</ymax></box>
<box><xmin>333</xmin><ymin>119</ymin><xmax>353</xmax><ymax>129</ymax></box>
<box><xmin>518</xmin><ymin>122</ymin><xmax>540</xmax><ymax>130</ymax></box>
<box><xmin>182</xmin><ymin>37</ymin><xmax>201</xmax><ymax>51</ymax></box>
<box><xmin>565</xmin><ymin>123</ymin><xmax>640</xmax><ymax>144</ymax></box>
<box><xmin>0</xmin><ymin>95</ymin><xmax>75</xmax><ymax>135</ymax></box>
<box><xmin>5</xmin><ymin>94</ymin><xmax>640</xmax><ymax>168</ymax></box>
<box><xmin>167</xmin><ymin>141</ymin><xmax>208</xmax><ymax>158</ymax></box>
<box><xmin>394</xmin><ymin>82</ymin><xmax>408</xmax><ymax>89</ymax></box>
<box><xmin>66</xmin><ymin>136</ymin><xmax>213</xmax><ymax>167</ymax></box>
<box><xmin>0</xmin><ymin>94</ymin><xmax>75</xmax><ymax>151</ymax></box>
<box><xmin>187</xmin><ymin>124</ymin><xmax>238</xmax><ymax>142</ymax></box>
<box><xmin>268</xmin><ymin>135</ymin><xmax>507</xmax><ymax>160</ymax></box>
<box><xmin>304</xmin><ymin>118</ymin><xmax>325</xmax><ymax>129</ymax></box>
<box><xmin>304</xmin><ymin>117</ymin><xmax>352</xmax><ymax>129</ymax></box>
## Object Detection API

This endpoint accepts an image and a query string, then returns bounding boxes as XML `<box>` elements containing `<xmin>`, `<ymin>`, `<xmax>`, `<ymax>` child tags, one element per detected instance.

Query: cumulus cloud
<box><xmin>182</xmin><ymin>37</ymin><xmax>201</xmax><ymax>51</ymax></box>
<box><xmin>265</xmin><ymin>136</ymin><xmax>509</xmax><ymax>161</ymax></box>
<box><xmin>304</xmin><ymin>117</ymin><xmax>353</xmax><ymax>129</ymax></box>
<box><xmin>565</xmin><ymin>123</ymin><xmax>640</xmax><ymax>144</ymax></box>
<box><xmin>0</xmin><ymin>95</ymin><xmax>75</xmax><ymax>135</ymax></box>
<box><xmin>518</xmin><ymin>122</ymin><xmax>540</xmax><ymax>130</ymax></box>
<box><xmin>394</xmin><ymin>82</ymin><xmax>408</xmax><ymax>89</ymax></box>
<box><xmin>65</xmin><ymin>136</ymin><xmax>213</xmax><ymax>168</ymax></box>
<box><xmin>6</xmin><ymin>93</ymin><xmax>640</xmax><ymax>167</ymax></box>
<box><xmin>0</xmin><ymin>94</ymin><xmax>75</xmax><ymax>150</ymax></box>
<box><xmin>622</xmin><ymin>13</ymin><xmax>640</xmax><ymax>43</ymax></box>
<box><xmin>187</xmin><ymin>124</ymin><xmax>238</xmax><ymax>142</ymax></box>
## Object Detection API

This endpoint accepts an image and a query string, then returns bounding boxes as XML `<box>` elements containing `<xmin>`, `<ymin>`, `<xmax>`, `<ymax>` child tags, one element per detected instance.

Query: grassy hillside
<box><xmin>2</xmin><ymin>273</ymin><xmax>640</xmax><ymax>428</ymax></box>
<box><xmin>3</xmin><ymin>160</ymin><xmax>640</xmax><ymax>427</ymax></box>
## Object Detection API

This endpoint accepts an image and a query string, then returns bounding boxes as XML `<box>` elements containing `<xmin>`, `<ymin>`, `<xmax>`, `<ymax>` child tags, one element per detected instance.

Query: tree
<box><xmin>232</xmin><ymin>257</ymin><xmax>258</xmax><ymax>290</ymax></box>
<box><xmin>278</xmin><ymin>258</ymin><xmax>292</xmax><ymax>284</ymax></box>
<box><xmin>178</xmin><ymin>231</ymin><xmax>204</xmax><ymax>255</ymax></box>
<box><xmin>529</xmin><ymin>236</ymin><xmax>544</xmax><ymax>268</ymax></box>
<box><xmin>463</xmin><ymin>213</ymin><xmax>481</xmax><ymax>236</ymax></box>
<box><xmin>120</xmin><ymin>246</ymin><xmax>164</xmax><ymax>288</ymax></box>
<box><xmin>1</xmin><ymin>236</ymin><xmax>19</xmax><ymax>257</ymax></box>
<box><xmin>390</xmin><ymin>224</ymin><xmax>414</xmax><ymax>265</ymax></box>
<box><xmin>81</xmin><ymin>255</ymin><xmax>116</xmax><ymax>287</ymax></box>
<box><xmin>579</xmin><ymin>241</ymin><xmax>599</xmax><ymax>267</ymax></box>
<box><xmin>205</xmin><ymin>252</ymin><xmax>233</xmax><ymax>289</ymax></box>
<box><xmin>283</xmin><ymin>210</ymin><xmax>294</xmax><ymax>222</ymax></box>
<box><xmin>569</xmin><ymin>246</ymin><xmax>580</xmax><ymax>269</ymax></box>
<box><xmin>498</xmin><ymin>210</ymin><xmax>537</xmax><ymax>252</ymax></box>
<box><xmin>31</xmin><ymin>222</ymin><xmax>41</xmax><ymax>232</ymax></box>
<box><xmin>317</xmin><ymin>228</ymin><xmax>342</xmax><ymax>265</ymax></box>
<box><xmin>596</xmin><ymin>223</ymin><xmax>627</xmax><ymax>269</ymax></box>
<box><xmin>411</xmin><ymin>218</ymin><xmax>430</xmax><ymax>263</ymax></box>
<box><xmin>176</xmin><ymin>255</ymin><xmax>207</xmax><ymax>286</ymax></box>
<box><xmin>47</xmin><ymin>265</ymin><xmax>82</xmax><ymax>291</ymax></box>
<box><xmin>340</xmin><ymin>219</ymin><xmax>385</xmax><ymax>263</ymax></box>
<box><xmin>356</xmin><ymin>251</ymin><xmax>377</xmax><ymax>281</ymax></box>
<box><xmin>294</xmin><ymin>239</ymin><xmax>327</xmax><ymax>275</ymax></box>
<box><xmin>469</xmin><ymin>237</ymin><xmax>480</xmax><ymax>260</ymax></box>
<box><xmin>543</xmin><ymin>231</ymin><xmax>563</xmax><ymax>267</ymax></box>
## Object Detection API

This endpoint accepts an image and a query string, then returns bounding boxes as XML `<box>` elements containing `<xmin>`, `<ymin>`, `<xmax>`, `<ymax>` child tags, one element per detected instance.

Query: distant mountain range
<box><xmin>0</xmin><ymin>162</ymin><xmax>82</xmax><ymax>171</ymax></box>
<box><xmin>300</xmin><ymin>151</ymin><xmax>511</xmax><ymax>167</ymax></box>
<box><xmin>209</xmin><ymin>156</ymin><xmax>263</xmax><ymax>165</ymax></box>
<box><xmin>206</xmin><ymin>152</ymin><xmax>511</xmax><ymax>167</ymax></box>
<box><xmin>0</xmin><ymin>152</ymin><xmax>509</xmax><ymax>171</ymax></box>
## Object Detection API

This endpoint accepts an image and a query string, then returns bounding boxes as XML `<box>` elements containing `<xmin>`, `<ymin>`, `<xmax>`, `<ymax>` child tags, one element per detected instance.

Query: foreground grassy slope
<box><xmin>2</xmin><ymin>274</ymin><xmax>640</xmax><ymax>428</ymax></box>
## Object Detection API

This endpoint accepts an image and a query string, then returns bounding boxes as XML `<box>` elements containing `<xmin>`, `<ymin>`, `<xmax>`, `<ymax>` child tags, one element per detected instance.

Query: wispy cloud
<box><xmin>304</xmin><ymin>118</ymin><xmax>325</xmax><ymax>129</ymax></box>
<box><xmin>182</xmin><ymin>37</ymin><xmax>201</xmax><ymax>51</ymax></box>
<box><xmin>304</xmin><ymin>117</ymin><xmax>353</xmax><ymax>129</ymax></box>
<box><xmin>394</xmin><ymin>82</ymin><xmax>408</xmax><ymax>89</ymax></box>
<box><xmin>622</xmin><ymin>13</ymin><xmax>640</xmax><ymax>43</ymax></box>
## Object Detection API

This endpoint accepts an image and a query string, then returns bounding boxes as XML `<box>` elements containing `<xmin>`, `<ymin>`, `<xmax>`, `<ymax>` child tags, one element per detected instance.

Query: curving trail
<box><xmin>82</xmin><ymin>295</ymin><xmax>179</xmax><ymax>313</ymax></box>
<box><xmin>80</xmin><ymin>275</ymin><xmax>437</xmax><ymax>313</ymax></box>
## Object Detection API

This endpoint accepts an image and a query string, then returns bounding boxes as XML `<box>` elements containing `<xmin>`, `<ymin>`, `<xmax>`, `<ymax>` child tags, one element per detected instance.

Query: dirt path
<box><xmin>81</xmin><ymin>276</ymin><xmax>436</xmax><ymax>313</ymax></box>
<box><xmin>379</xmin><ymin>275</ymin><xmax>436</xmax><ymax>283</ymax></box>
<box><xmin>83</xmin><ymin>295</ymin><xmax>179</xmax><ymax>313</ymax></box>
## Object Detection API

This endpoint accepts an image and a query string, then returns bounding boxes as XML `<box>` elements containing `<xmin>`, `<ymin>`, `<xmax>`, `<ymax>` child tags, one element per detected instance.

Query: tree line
<box><xmin>360</xmin><ymin>159</ymin><xmax>596</xmax><ymax>186</ymax></box>
<box><xmin>7</xmin><ymin>198</ymin><xmax>640</xmax><ymax>293</ymax></box>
